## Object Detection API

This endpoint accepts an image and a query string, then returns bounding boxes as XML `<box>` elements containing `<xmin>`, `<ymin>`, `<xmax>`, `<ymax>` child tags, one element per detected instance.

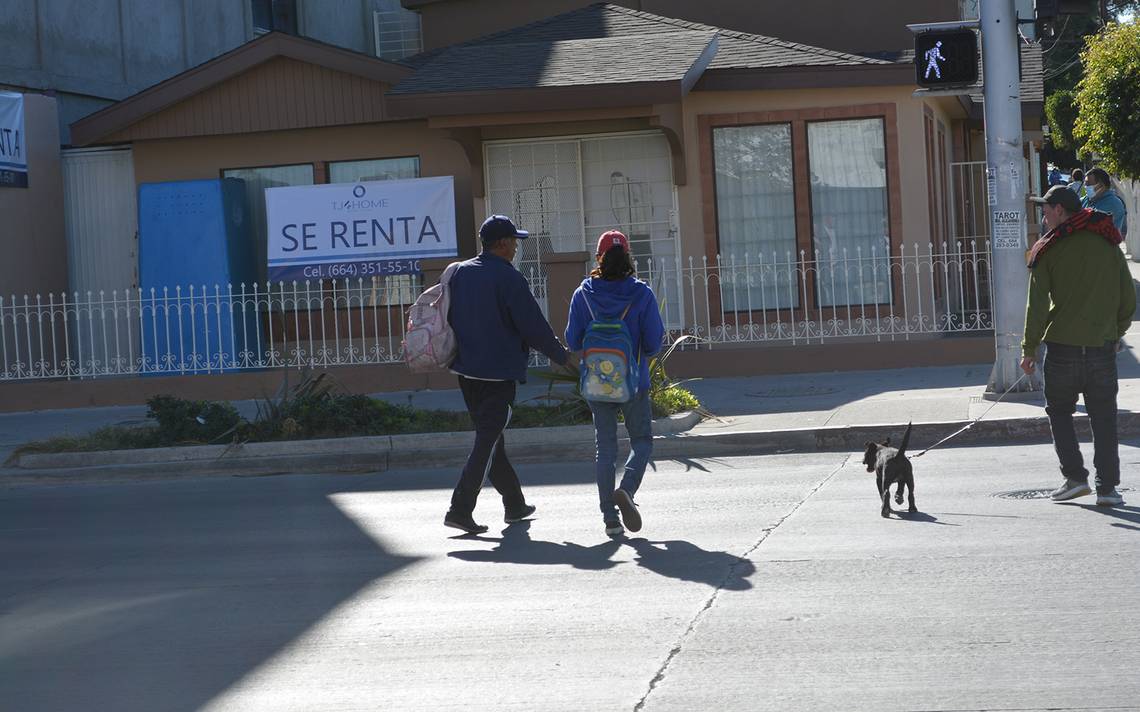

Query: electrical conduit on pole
<box><xmin>980</xmin><ymin>0</ymin><xmax>1035</xmax><ymax>394</ymax></box>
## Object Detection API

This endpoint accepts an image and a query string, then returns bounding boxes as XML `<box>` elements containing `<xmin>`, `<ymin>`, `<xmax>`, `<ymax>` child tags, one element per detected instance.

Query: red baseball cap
<box><xmin>596</xmin><ymin>230</ymin><xmax>630</xmax><ymax>256</ymax></box>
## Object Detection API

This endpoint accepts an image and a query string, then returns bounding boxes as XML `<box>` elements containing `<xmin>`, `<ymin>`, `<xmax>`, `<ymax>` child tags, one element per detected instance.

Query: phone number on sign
<box><xmin>304</xmin><ymin>259</ymin><xmax>423</xmax><ymax>279</ymax></box>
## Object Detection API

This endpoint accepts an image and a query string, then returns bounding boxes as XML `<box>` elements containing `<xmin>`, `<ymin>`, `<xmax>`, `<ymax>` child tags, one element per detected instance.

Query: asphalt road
<box><xmin>2</xmin><ymin>442</ymin><xmax>1139</xmax><ymax>711</ymax></box>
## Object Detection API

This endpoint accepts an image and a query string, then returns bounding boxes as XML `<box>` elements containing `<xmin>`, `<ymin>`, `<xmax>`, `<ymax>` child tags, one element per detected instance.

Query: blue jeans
<box><xmin>1043</xmin><ymin>341</ymin><xmax>1120</xmax><ymax>494</ymax></box>
<box><xmin>589</xmin><ymin>389</ymin><xmax>653</xmax><ymax>520</ymax></box>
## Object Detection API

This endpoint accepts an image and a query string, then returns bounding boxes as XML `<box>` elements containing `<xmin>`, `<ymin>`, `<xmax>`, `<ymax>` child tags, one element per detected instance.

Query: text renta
<box><xmin>280</xmin><ymin>216</ymin><xmax>441</xmax><ymax>252</ymax></box>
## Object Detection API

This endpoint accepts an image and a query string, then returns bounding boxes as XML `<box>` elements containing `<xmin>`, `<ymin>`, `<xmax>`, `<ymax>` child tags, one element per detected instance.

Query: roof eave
<box><xmin>386</xmin><ymin>80</ymin><xmax>687</xmax><ymax>119</ymax></box>
<box><xmin>70</xmin><ymin>32</ymin><xmax>414</xmax><ymax>147</ymax></box>
<box><xmin>693</xmin><ymin>63</ymin><xmax>914</xmax><ymax>92</ymax></box>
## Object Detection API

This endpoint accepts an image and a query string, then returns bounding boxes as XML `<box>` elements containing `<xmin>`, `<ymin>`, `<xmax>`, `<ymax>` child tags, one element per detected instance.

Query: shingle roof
<box><xmin>388</xmin><ymin>30</ymin><xmax>717</xmax><ymax>95</ymax></box>
<box><xmin>393</xmin><ymin>2</ymin><xmax>889</xmax><ymax>95</ymax></box>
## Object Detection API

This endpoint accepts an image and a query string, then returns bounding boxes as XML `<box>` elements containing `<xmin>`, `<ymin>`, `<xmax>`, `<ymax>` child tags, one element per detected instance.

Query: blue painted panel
<box><xmin>137</xmin><ymin>179</ymin><xmax>261</xmax><ymax>373</ymax></box>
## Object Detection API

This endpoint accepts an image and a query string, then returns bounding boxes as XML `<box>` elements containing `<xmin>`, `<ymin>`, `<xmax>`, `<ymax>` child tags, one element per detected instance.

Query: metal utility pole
<box><xmin>980</xmin><ymin>0</ymin><xmax>1034</xmax><ymax>394</ymax></box>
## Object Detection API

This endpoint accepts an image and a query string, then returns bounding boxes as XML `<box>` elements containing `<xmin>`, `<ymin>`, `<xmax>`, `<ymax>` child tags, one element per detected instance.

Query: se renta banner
<box><xmin>265</xmin><ymin>176</ymin><xmax>457</xmax><ymax>282</ymax></box>
<box><xmin>0</xmin><ymin>91</ymin><xmax>28</xmax><ymax>189</ymax></box>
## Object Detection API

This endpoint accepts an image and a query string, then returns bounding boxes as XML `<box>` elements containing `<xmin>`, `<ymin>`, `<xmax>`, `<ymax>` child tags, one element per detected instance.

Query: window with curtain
<box><xmin>712</xmin><ymin>124</ymin><xmax>797</xmax><ymax>310</ymax></box>
<box><xmin>329</xmin><ymin>157</ymin><xmax>420</xmax><ymax>184</ymax></box>
<box><xmin>222</xmin><ymin>163</ymin><xmax>314</xmax><ymax>283</ymax></box>
<box><xmin>807</xmin><ymin>118</ymin><xmax>891</xmax><ymax>308</ymax></box>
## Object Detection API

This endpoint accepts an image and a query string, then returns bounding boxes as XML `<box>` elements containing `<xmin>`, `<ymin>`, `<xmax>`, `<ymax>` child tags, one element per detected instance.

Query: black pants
<box><xmin>1043</xmin><ymin>341</ymin><xmax>1120</xmax><ymax>493</ymax></box>
<box><xmin>449</xmin><ymin>377</ymin><xmax>526</xmax><ymax>516</ymax></box>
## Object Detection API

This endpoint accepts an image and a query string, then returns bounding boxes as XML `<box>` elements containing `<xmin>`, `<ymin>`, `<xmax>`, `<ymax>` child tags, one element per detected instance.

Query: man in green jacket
<box><xmin>1021</xmin><ymin>185</ymin><xmax>1135</xmax><ymax>507</ymax></box>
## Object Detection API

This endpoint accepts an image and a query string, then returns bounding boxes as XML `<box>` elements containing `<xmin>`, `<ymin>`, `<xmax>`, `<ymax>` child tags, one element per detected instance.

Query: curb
<box><xmin>5</xmin><ymin>411</ymin><xmax>1137</xmax><ymax>485</ymax></box>
<box><xmin>5</xmin><ymin>410</ymin><xmax>704</xmax><ymax>481</ymax></box>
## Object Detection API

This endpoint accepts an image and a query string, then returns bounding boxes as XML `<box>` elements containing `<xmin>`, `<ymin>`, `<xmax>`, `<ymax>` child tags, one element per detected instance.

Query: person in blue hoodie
<box><xmin>565</xmin><ymin>230</ymin><xmax>665</xmax><ymax>537</ymax></box>
<box><xmin>1083</xmin><ymin>168</ymin><xmax>1129</xmax><ymax>238</ymax></box>
<box><xmin>444</xmin><ymin>215</ymin><xmax>577</xmax><ymax>535</ymax></box>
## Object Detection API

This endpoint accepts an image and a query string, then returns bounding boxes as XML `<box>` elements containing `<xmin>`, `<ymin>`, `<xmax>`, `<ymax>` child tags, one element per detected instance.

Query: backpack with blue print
<box><xmin>579</xmin><ymin>295</ymin><xmax>638</xmax><ymax>404</ymax></box>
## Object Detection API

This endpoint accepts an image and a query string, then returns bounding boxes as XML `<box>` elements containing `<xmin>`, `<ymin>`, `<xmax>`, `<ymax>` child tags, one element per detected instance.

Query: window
<box><xmin>222</xmin><ymin>163</ymin><xmax>314</xmax><ymax>281</ymax></box>
<box><xmin>373</xmin><ymin>9</ymin><xmax>423</xmax><ymax>61</ymax></box>
<box><xmin>251</xmin><ymin>0</ymin><xmax>297</xmax><ymax>35</ymax></box>
<box><xmin>329</xmin><ymin>157</ymin><xmax>420</xmax><ymax>184</ymax></box>
<box><xmin>484</xmin><ymin>133</ymin><xmax>681</xmax><ymax>325</ymax></box>
<box><xmin>807</xmin><ymin>118</ymin><xmax>891</xmax><ymax>307</ymax></box>
<box><xmin>712</xmin><ymin>124</ymin><xmax>797</xmax><ymax>309</ymax></box>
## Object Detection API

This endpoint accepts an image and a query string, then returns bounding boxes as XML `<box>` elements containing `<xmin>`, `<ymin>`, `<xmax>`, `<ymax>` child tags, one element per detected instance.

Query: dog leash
<box><xmin>912</xmin><ymin>372</ymin><xmax>1030</xmax><ymax>458</ymax></box>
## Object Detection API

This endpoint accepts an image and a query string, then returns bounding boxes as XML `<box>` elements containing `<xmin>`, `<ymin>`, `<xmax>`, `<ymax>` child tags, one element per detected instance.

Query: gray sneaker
<box><xmin>1096</xmin><ymin>489</ymin><xmax>1124</xmax><ymax>507</ymax></box>
<box><xmin>1051</xmin><ymin>479</ymin><xmax>1092</xmax><ymax>502</ymax></box>
<box><xmin>604</xmin><ymin>519</ymin><xmax>624</xmax><ymax>537</ymax></box>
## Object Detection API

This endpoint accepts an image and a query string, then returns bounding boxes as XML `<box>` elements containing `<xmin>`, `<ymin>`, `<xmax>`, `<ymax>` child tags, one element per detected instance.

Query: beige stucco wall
<box><xmin>0</xmin><ymin>93</ymin><xmax>68</xmax><ymax>297</ymax></box>
<box><xmin>130</xmin><ymin>120</ymin><xmax>481</xmax><ymax>257</ymax></box>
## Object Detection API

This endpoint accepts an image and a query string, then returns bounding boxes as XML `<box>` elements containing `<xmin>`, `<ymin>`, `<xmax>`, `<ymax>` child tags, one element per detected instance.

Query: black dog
<box><xmin>862</xmin><ymin>422</ymin><xmax>916</xmax><ymax>518</ymax></box>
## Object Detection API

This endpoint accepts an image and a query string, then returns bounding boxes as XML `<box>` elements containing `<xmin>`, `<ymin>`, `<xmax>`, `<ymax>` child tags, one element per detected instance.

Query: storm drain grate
<box><xmin>993</xmin><ymin>487</ymin><xmax>1133</xmax><ymax>500</ymax></box>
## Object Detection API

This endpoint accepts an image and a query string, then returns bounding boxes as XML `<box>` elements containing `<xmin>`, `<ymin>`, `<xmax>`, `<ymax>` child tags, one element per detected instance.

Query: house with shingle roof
<box><xmin>42</xmin><ymin>0</ymin><xmax>1047</xmax><ymax>402</ymax></box>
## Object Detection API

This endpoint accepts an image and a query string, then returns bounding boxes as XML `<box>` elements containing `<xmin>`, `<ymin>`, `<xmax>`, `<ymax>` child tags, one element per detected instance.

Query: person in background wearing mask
<box><xmin>1083</xmin><ymin>167</ymin><xmax>1128</xmax><ymax>237</ymax></box>
<box><xmin>565</xmin><ymin>230</ymin><xmax>665</xmax><ymax>537</ymax></box>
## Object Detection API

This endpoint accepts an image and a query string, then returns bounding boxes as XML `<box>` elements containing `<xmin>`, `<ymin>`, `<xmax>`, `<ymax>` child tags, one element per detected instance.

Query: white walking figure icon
<box><xmin>924</xmin><ymin>40</ymin><xmax>945</xmax><ymax>79</ymax></box>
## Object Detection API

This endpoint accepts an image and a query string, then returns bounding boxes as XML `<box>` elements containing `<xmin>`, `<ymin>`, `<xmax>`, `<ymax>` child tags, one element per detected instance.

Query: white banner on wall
<box><xmin>0</xmin><ymin>91</ymin><xmax>28</xmax><ymax>188</ymax></box>
<box><xmin>266</xmin><ymin>176</ymin><xmax>457</xmax><ymax>281</ymax></box>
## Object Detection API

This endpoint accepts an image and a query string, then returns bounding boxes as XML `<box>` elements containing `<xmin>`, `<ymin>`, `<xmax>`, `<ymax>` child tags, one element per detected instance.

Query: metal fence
<box><xmin>639</xmin><ymin>240</ymin><xmax>993</xmax><ymax>347</ymax></box>
<box><xmin>1</xmin><ymin>243</ymin><xmax>992</xmax><ymax>382</ymax></box>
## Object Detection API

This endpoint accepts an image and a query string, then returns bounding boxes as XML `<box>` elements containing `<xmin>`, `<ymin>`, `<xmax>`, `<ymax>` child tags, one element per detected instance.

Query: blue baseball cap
<box><xmin>479</xmin><ymin>215</ymin><xmax>529</xmax><ymax>243</ymax></box>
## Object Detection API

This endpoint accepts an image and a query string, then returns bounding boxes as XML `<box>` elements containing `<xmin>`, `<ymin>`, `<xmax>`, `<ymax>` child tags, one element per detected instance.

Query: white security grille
<box><xmin>484</xmin><ymin>132</ymin><xmax>682</xmax><ymax>325</ymax></box>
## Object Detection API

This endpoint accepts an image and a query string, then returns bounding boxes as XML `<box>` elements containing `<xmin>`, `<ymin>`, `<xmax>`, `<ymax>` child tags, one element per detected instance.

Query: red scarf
<box><xmin>1026</xmin><ymin>208</ymin><xmax>1122</xmax><ymax>268</ymax></box>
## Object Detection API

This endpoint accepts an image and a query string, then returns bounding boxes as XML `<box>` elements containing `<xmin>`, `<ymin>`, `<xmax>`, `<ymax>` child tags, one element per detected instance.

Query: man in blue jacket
<box><xmin>443</xmin><ymin>215</ymin><xmax>576</xmax><ymax>535</ymax></box>
<box><xmin>1083</xmin><ymin>168</ymin><xmax>1129</xmax><ymax>237</ymax></box>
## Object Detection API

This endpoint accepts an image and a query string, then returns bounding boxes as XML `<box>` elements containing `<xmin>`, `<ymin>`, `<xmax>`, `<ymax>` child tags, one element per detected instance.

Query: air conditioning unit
<box><xmin>374</xmin><ymin>10</ymin><xmax>423</xmax><ymax>61</ymax></box>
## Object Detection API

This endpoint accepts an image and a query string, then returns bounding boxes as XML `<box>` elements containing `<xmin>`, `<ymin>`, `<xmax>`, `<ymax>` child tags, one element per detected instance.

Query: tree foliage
<box><xmin>1073</xmin><ymin>22</ymin><xmax>1140</xmax><ymax>179</ymax></box>
<box><xmin>1045</xmin><ymin>90</ymin><xmax>1080</xmax><ymax>150</ymax></box>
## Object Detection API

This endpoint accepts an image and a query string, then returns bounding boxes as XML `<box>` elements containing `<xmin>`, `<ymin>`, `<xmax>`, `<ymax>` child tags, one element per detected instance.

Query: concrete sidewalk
<box><xmin>5</xmin><ymin>279</ymin><xmax>1140</xmax><ymax>479</ymax></box>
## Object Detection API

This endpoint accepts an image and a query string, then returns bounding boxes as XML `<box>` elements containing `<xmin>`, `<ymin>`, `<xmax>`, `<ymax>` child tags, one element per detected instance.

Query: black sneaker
<box><xmin>444</xmin><ymin>512</ymin><xmax>489</xmax><ymax>534</ymax></box>
<box><xmin>614</xmin><ymin>488</ymin><xmax>642</xmax><ymax>532</ymax></box>
<box><xmin>505</xmin><ymin>503</ymin><xmax>537</xmax><ymax>523</ymax></box>
<box><xmin>604</xmin><ymin>519</ymin><xmax>624</xmax><ymax>537</ymax></box>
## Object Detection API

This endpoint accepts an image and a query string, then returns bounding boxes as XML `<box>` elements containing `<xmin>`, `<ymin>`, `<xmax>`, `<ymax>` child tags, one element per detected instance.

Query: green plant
<box><xmin>530</xmin><ymin>334</ymin><xmax>707</xmax><ymax>419</ymax></box>
<box><xmin>1045</xmin><ymin>90</ymin><xmax>1079</xmax><ymax>151</ymax></box>
<box><xmin>146</xmin><ymin>394</ymin><xmax>241</xmax><ymax>444</ymax></box>
<box><xmin>1074</xmin><ymin>22</ymin><xmax>1140</xmax><ymax>179</ymax></box>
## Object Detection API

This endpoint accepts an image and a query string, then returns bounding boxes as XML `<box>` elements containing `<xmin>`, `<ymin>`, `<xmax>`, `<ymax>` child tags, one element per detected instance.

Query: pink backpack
<box><xmin>403</xmin><ymin>262</ymin><xmax>461</xmax><ymax>373</ymax></box>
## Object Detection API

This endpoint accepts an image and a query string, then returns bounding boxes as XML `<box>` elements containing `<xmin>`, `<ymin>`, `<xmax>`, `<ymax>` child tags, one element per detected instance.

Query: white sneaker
<box><xmin>1050</xmin><ymin>479</ymin><xmax>1092</xmax><ymax>502</ymax></box>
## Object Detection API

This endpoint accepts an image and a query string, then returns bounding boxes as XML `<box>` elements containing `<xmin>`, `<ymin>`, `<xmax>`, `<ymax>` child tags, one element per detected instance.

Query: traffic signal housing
<box><xmin>914</xmin><ymin>29</ymin><xmax>979</xmax><ymax>88</ymax></box>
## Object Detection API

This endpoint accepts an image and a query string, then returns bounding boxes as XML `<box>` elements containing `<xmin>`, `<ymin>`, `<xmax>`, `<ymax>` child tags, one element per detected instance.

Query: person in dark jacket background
<box><xmin>565</xmin><ymin>230</ymin><xmax>665</xmax><ymax>537</ymax></box>
<box><xmin>444</xmin><ymin>215</ymin><xmax>576</xmax><ymax>535</ymax></box>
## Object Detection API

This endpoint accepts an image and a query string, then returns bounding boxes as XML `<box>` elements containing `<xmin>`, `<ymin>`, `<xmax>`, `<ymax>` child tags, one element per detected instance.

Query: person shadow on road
<box><xmin>448</xmin><ymin>521</ymin><xmax>623</xmax><ymax>571</ymax></box>
<box><xmin>448</xmin><ymin>522</ymin><xmax>755</xmax><ymax>588</ymax></box>
<box><xmin>621</xmin><ymin>538</ymin><xmax>755</xmax><ymax>590</ymax></box>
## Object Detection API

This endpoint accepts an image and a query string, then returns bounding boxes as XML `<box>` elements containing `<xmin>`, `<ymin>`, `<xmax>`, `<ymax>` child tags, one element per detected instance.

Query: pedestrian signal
<box><xmin>914</xmin><ymin>29</ymin><xmax>978</xmax><ymax>88</ymax></box>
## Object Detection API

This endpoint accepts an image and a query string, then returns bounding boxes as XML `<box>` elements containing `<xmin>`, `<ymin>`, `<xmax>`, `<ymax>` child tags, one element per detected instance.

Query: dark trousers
<box><xmin>449</xmin><ymin>376</ymin><xmax>526</xmax><ymax>516</ymax></box>
<box><xmin>1043</xmin><ymin>341</ymin><xmax>1120</xmax><ymax>493</ymax></box>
